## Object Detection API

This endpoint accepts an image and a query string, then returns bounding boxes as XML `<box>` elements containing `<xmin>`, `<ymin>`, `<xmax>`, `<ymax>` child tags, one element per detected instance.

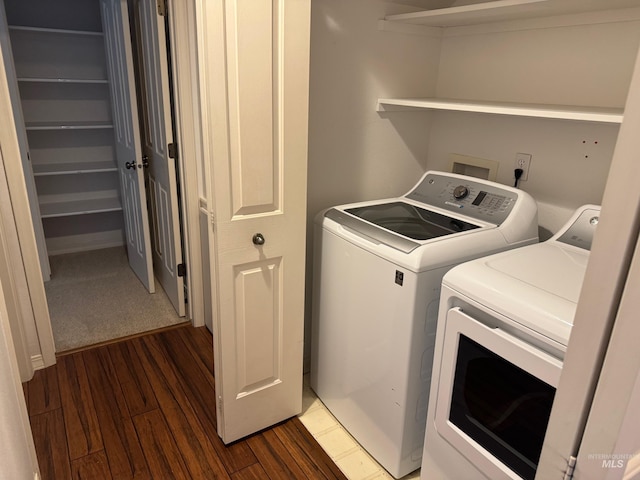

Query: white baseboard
<box><xmin>31</xmin><ymin>354</ymin><xmax>45</xmax><ymax>371</ymax></box>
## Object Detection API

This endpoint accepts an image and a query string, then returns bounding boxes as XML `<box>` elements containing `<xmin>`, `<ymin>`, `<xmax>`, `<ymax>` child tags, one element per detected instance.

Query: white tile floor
<box><xmin>298</xmin><ymin>376</ymin><xmax>421</xmax><ymax>480</ymax></box>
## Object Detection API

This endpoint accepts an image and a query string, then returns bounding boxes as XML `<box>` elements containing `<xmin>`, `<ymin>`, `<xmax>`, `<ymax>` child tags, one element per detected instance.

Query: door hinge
<box><xmin>168</xmin><ymin>142</ymin><xmax>177</xmax><ymax>159</ymax></box>
<box><xmin>177</xmin><ymin>263</ymin><xmax>186</xmax><ymax>277</ymax></box>
<box><xmin>157</xmin><ymin>0</ymin><xmax>167</xmax><ymax>17</ymax></box>
<box><xmin>563</xmin><ymin>455</ymin><xmax>577</xmax><ymax>480</ymax></box>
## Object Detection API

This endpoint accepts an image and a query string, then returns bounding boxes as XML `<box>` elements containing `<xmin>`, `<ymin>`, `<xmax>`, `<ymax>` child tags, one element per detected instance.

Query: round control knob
<box><xmin>453</xmin><ymin>185</ymin><xmax>469</xmax><ymax>200</ymax></box>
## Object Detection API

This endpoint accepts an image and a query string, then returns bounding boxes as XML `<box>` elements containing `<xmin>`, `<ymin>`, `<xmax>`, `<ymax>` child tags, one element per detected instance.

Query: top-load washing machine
<box><xmin>421</xmin><ymin>205</ymin><xmax>600</xmax><ymax>480</ymax></box>
<box><xmin>310</xmin><ymin>171</ymin><xmax>539</xmax><ymax>478</ymax></box>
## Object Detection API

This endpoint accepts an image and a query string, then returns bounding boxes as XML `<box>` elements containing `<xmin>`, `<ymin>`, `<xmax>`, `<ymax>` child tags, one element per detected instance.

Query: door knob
<box><xmin>252</xmin><ymin>233</ymin><xmax>265</xmax><ymax>246</ymax></box>
<box><xmin>142</xmin><ymin>155</ymin><xmax>149</xmax><ymax>168</ymax></box>
<box><xmin>125</xmin><ymin>161</ymin><xmax>137</xmax><ymax>170</ymax></box>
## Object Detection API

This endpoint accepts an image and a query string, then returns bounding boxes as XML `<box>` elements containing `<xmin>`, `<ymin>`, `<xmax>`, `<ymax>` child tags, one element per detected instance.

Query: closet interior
<box><xmin>4</xmin><ymin>0</ymin><xmax>183</xmax><ymax>351</ymax></box>
<box><xmin>6</xmin><ymin>0</ymin><xmax>124</xmax><ymax>270</ymax></box>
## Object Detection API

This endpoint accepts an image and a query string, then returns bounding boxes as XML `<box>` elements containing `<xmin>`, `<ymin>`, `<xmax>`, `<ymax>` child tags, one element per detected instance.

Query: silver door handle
<box><xmin>252</xmin><ymin>233</ymin><xmax>265</xmax><ymax>245</ymax></box>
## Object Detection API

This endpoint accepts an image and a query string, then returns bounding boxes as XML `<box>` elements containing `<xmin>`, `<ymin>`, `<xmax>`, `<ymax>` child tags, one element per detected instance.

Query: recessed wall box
<box><xmin>449</xmin><ymin>153</ymin><xmax>499</xmax><ymax>181</ymax></box>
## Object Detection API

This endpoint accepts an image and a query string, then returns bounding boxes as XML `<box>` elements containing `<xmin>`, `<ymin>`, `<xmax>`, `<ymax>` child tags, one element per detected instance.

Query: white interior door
<box><xmin>135</xmin><ymin>0</ymin><xmax>184</xmax><ymax>316</ymax></box>
<box><xmin>200</xmin><ymin>0</ymin><xmax>311</xmax><ymax>443</ymax></box>
<box><xmin>101</xmin><ymin>0</ymin><xmax>155</xmax><ymax>293</ymax></box>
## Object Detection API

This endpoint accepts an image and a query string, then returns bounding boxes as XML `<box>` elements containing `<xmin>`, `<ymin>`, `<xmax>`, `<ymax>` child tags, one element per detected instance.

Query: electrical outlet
<box><xmin>515</xmin><ymin>153</ymin><xmax>532</xmax><ymax>181</ymax></box>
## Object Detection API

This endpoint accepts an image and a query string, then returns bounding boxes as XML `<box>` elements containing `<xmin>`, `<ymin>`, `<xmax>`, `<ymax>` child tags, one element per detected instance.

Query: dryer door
<box><xmin>434</xmin><ymin>307</ymin><xmax>563</xmax><ymax>480</ymax></box>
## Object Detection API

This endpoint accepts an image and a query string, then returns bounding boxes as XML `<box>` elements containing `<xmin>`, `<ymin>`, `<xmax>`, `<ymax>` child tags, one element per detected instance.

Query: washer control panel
<box><xmin>406</xmin><ymin>173</ymin><xmax>519</xmax><ymax>225</ymax></box>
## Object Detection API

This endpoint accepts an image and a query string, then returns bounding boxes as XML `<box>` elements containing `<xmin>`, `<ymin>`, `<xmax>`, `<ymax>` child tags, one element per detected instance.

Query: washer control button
<box><xmin>453</xmin><ymin>185</ymin><xmax>469</xmax><ymax>200</ymax></box>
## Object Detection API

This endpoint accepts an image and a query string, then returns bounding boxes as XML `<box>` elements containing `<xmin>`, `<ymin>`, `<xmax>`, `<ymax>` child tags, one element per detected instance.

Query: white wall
<box><xmin>436</xmin><ymin>15</ymin><xmax>640</xmax><ymax>107</ymax></box>
<box><xmin>425</xmin><ymin>112</ymin><xmax>620</xmax><ymax>236</ymax></box>
<box><xmin>304</xmin><ymin>0</ymin><xmax>441</xmax><ymax>369</ymax></box>
<box><xmin>307</xmin><ymin>0</ymin><xmax>439</xmax><ymax>214</ymax></box>
<box><xmin>426</xmin><ymin>13</ymin><xmax>640</xmax><ymax>235</ymax></box>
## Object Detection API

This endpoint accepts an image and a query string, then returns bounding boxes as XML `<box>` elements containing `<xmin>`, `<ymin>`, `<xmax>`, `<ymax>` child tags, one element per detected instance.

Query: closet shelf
<box><xmin>32</xmin><ymin>160</ymin><xmax>118</xmax><ymax>176</ymax></box>
<box><xmin>376</xmin><ymin>98</ymin><xmax>624</xmax><ymax>123</ymax></box>
<box><xmin>18</xmin><ymin>78</ymin><xmax>108</xmax><ymax>84</ymax></box>
<box><xmin>384</xmin><ymin>0</ymin><xmax>640</xmax><ymax>27</ymax></box>
<box><xmin>8</xmin><ymin>25</ymin><xmax>103</xmax><ymax>36</ymax></box>
<box><xmin>25</xmin><ymin>121</ymin><xmax>114</xmax><ymax>131</ymax></box>
<box><xmin>39</xmin><ymin>197</ymin><xmax>122</xmax><ymax>218</ymax></box>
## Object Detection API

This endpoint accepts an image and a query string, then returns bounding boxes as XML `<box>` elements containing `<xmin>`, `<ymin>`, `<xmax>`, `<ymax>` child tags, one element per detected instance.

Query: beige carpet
<box><xmin>45</xmin><ymin>246</ymin><xmax>186</xmax><ymax>352</ymax></box>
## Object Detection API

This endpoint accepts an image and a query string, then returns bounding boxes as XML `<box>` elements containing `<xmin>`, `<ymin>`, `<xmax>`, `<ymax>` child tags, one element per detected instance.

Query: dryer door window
<box><xmin>450</xmin><ymin>334</ymin><xmax>556</xmax><ymax>480</ymax></box>
<box><xmin>434</xmin><ymin>308</ymin><xmax>563</xmax><ymax>480</ymax></box>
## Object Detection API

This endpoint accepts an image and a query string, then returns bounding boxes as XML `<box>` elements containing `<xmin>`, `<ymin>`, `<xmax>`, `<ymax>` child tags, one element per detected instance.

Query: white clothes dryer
<box><xmin>310</xmin><ymin>171</ymin><xmax>539</xmax><ymax>478</ymax></box>
<box><xmin>421</xmin><ymin>205</ymin><xmax>600</xmax><ymax>480</ymax></box>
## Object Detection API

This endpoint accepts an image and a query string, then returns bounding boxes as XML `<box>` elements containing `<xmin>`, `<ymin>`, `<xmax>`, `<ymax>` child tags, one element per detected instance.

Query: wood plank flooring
<box><xmin>24</xmin><ymin>325</ymin><xmax>347</xmax><ymax>480</ymax></box>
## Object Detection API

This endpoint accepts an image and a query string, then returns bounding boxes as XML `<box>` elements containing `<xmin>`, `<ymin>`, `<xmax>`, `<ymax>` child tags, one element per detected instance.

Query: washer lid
<box><xmin>345</xmin><ymin>201</ymin><xmax>480</xmax><ymax>240</ymax></box>
<box><xmin>324</xmin><ymin>200</ymin><xmax>483</xmax><ymax>254</ymax></box>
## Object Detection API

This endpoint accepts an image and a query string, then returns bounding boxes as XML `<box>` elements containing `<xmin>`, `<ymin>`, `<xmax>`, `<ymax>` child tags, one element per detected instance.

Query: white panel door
<box><xmin>101</xmin><ymin>0</ymin><xmax>154</xmax><ymax>293</ymax></box>
<box><xmin>201</xmin><ymin>0</ymin><xmax>311</xmax><ymax>443</ymax></box>
<box><xmin>136</xmin><ymin>0</ymin><xmax>184</xmax><ymax>316</ymax></box>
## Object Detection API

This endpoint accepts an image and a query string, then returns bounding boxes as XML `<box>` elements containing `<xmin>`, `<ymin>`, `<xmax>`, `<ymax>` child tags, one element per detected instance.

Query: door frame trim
<box><xmin>166</xmin><ymin>0</ymin><xmax>205</xmax><ymax>326</ymax></box>
<box><xmin>0</xmin><ymin>9</ymin><xmax>56</xmax><ymax>370</ymax></box>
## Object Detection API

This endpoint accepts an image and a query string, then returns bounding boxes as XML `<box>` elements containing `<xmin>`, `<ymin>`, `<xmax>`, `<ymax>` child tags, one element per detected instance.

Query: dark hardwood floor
<box><xmin>23</xmin><ymin>325</ymin><xmax>347</xmax><ymax>480</ymax></box>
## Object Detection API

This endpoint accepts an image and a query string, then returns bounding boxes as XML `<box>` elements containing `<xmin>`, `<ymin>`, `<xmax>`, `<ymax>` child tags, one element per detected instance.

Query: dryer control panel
<box><xmin>405</xmin><ymin>172</ymin><xmax>519</xmax><ymax>225</ymax></box>
<box><xmin>554</xmin><ymin>205</ymin><xmax>601</xmax><ymax>251</ymax></box>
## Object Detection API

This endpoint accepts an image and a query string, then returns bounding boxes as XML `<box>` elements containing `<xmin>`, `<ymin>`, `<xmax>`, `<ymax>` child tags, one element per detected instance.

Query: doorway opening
<box><xmin>2</xmin><ymin>0</ymin><xmax>189</xmax><ymax>352</ymax></box>
<box><xmin>44</xmin><ymin>247</ymin><xmax>185</xmax><ymax>351</ymax></box>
